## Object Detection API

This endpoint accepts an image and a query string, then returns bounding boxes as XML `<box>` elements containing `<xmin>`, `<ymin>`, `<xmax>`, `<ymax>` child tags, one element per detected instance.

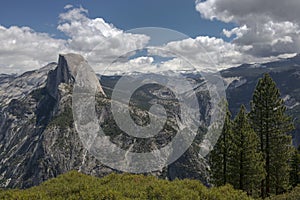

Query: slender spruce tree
<box><xmin>250</xmin><ymin>73</ymin><xmax>294</xmax><ymax>197</ymax></box>
<box><xmin>209</xmin><ymin>101</ymin><xmax>234</xmax><ymax>186</ymax></box>
<box><xmin>230</xmin><ymin>105</ymin><xmax>265</xmax><ymax>195</ymax></box>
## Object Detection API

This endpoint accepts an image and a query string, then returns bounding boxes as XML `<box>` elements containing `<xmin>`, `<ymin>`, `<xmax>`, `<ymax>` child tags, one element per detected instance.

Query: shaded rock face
<box><xmin>0</xmin><ymin>53</ymin><xmax>211</xmax><ymax>188</ymax></box>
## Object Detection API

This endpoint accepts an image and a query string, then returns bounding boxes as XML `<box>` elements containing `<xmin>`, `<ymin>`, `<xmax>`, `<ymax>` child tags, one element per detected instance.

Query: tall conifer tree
<box><xmin>230</xmin><ymin>105</ymin><xmax>265</xmax><ymax>195</ymax></box>
<box><xmin>209</xmin><ymin>102</ymin><xmax>233</xmax><ymax>186</ymax></box>
<box><xmin>250</xmin><ymin>73</ymin><xmax>294</xmax><ymax>197</ymax></box>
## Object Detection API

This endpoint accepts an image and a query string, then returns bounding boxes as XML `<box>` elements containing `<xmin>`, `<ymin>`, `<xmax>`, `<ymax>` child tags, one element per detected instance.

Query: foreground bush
<box><xmin>267</xmin><ymin>185</ymin><xmax>300</xmax><ymax>200</ymax></box>
<box><xmin>0</xmin><ymin>171</ymin><xmax>252</xmax><ymax>200</ymax></box>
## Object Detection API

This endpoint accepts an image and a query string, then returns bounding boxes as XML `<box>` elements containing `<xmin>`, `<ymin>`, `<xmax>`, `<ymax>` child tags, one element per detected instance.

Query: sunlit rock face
<box><xmin>0</xmin><ymin>63</ymin><xmax>56</xmax><ymax>106</ymax></box>
<box><xmin>46</xmin><ymin>53</ymin><xmax>105</xmax><ymax>100</ymax></box>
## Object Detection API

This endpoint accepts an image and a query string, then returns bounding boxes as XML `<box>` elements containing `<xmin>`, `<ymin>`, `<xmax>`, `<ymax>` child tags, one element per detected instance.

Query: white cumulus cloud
<box><xmin>0</xmin><ymin>6</ymin><xmax>149</xmax><ymax>74</ymax></box>
<box><xmin>196</xmin><ymin>0</ymin><xmax>300</xmax><ymax>58</ymax></box>
<box><xmin>0</xmin><ymin>25</ymin><xmax>66</xmax><ymax>74</ymax></box>
<box><xmin>1</xmin><ymin>3</ymin><xmax>300</xmax><ymax>75</ymax></box>
<box><xmin>57</xmin><ymin>6</ymin><xmax>150</xmax><ymax>71</ymax></box>
<box><xmin>148</xmin><ymin>36</ymin><xmax>276</xmax><ymax>71</ymax></box>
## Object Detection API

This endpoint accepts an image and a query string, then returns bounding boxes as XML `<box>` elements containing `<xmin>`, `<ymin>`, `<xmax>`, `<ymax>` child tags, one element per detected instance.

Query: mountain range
<box><xmin>0</xmin><ymin>53</ymin><xmax>299</xmax><ymax>188</ymax></box>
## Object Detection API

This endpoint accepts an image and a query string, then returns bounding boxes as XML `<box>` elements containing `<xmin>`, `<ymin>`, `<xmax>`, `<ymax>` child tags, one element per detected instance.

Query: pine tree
<box><xmin>250</xmin><ymin>73</ymin><xmax>294</xmax><ymax>197</ymax></box>
<box><xmin>209</xmin><ymin>102</ymin><xmax>234</xmax><ymax>186</ymax></box>
<box><xmin>290</xmin><ymin>145</ymin><xmax>300</xmax><ymax>187</ymax></box>
<box><xmin>229</xmin><ymin>105</ymin><xmax>265</xmax><ymax>195</ymax></box>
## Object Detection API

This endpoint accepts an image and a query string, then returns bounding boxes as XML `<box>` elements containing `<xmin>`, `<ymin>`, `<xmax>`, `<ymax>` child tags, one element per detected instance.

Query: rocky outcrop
<box><xmin>46</xmin><ymin>53</ymin><xmax>105</xmax><ymax>100</ymax></box>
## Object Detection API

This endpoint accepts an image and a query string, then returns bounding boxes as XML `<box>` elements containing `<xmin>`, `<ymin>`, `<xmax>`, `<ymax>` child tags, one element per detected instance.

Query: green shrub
<box><xmin>0</xmin><ymin>171</ymin><xmax>253</xmax><ymax>200</ymax></box>
<box><xmin>268</xmin><ymin>185</ymin><xmax>300</xmax><ymax>200</ymax></box>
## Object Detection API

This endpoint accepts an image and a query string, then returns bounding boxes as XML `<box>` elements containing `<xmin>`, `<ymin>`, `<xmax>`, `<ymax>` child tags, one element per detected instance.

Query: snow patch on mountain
<box><xmin>283</xmin><ymin>94</ymin><xmax>300</xmax><ymax>109</ymax></box>
<box><xmin>223</xmin><ymin>76</ymin><xmax>242</xmax><ymax>88</ymax></box>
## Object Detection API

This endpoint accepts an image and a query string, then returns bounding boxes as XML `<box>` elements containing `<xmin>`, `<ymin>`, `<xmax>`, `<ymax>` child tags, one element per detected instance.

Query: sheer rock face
<box><xmin>46</xmin><ymin>53</ymin><xmax>105</xmax><ymax>100</ymax></box>
<box><xmin>0</xmin><ymin>53</ymin><xmax>210</xmax><ymax>189</ymax></box>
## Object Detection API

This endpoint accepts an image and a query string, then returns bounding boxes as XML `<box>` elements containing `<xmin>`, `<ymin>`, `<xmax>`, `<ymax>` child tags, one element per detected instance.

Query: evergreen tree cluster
<box><xmin>210</xmin><ymin>74</ymin><xmax>296</xmax><ymax>198</ymax></box>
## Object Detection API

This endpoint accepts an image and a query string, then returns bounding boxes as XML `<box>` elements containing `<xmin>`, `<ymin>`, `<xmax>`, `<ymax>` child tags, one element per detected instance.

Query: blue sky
<box><xmin>0</xmin><ymin>0</ymin><xmax>300</xmax><ymax>74</ymax></box>
<box><xmin>0</xmin><ymin>0</ymin><xmax>235</xmax><ymax>40</ymax></box>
